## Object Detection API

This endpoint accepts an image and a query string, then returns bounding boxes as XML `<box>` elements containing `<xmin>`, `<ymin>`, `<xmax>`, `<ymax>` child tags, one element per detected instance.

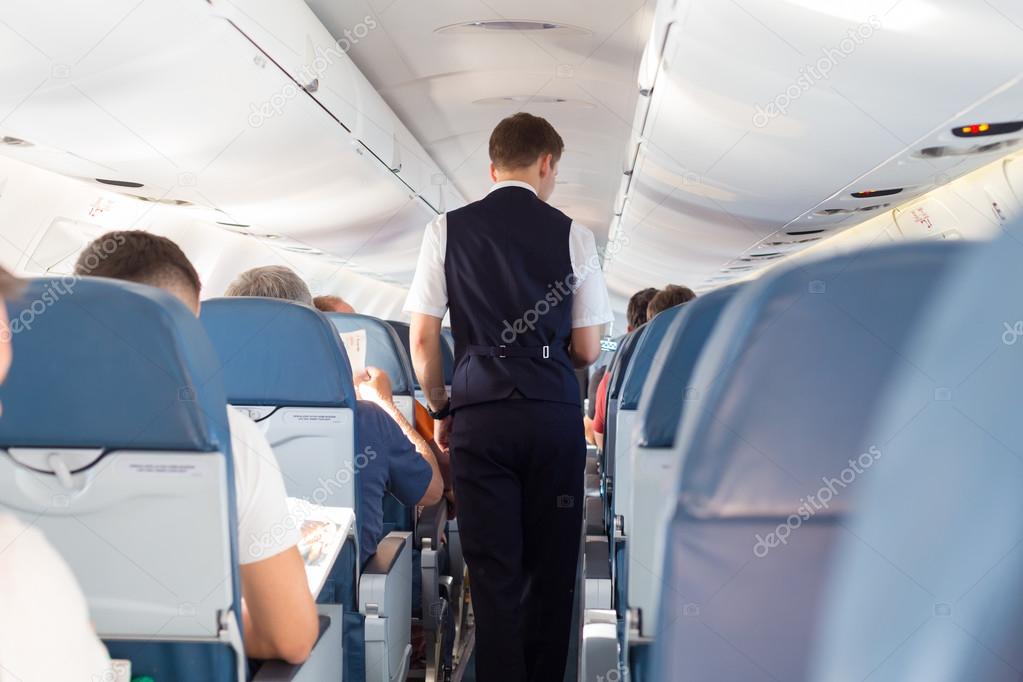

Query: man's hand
<box><xmin>355</xmin><ymin>366</ymin><xmax>394</xmax><ymax>404</ymax></box>
<box><xmin>435</xmin><ymin>414</ymin><xmax>452</xmax><ymax>450</ymax></box>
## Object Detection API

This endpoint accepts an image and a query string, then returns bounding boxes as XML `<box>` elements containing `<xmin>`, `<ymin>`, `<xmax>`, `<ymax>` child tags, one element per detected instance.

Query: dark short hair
<box><xmin>74</xmin><ymin>231</ymin><xmax>201</xmax><ymax>298</ymax></box>
<box><xmin>489</xmin><ymin>112</ymin><xmax>564</xmax><ymax>170</ymax></box>
<box><xmin>648</xmin><ymin>284</ymin><xmax>696</xmax><ymax>318</ymax></box>
<box><xmin>626</xmin><ymin>288</ymin><xmax>658</xmax><ymax>330</ymax></box>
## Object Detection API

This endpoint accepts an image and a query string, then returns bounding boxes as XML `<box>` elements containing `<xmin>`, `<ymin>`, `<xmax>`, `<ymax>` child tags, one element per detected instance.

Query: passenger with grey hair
<box><xmin>223</xmin><ymin>264</ymin><xmax>444</xmax><ymax>567</ymax></box>
<box><xmin>225</xmin><ymin>265</ymin><xmax>314</xmax><ymax>306</ymax></box>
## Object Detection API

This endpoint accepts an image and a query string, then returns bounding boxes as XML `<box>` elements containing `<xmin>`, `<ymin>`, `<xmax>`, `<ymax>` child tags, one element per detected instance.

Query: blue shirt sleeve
<box><xmin>362</xmin><ymin>401</ymin><xmax>432</xmax><ymax>506</ymax></box>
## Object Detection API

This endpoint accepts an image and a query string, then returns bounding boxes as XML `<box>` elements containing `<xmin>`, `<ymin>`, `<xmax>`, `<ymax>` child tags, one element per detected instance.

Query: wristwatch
<box><xmin>426</xmin><ymin>399</ymin><xmax>451</xmax><ymax>420</ymax></box>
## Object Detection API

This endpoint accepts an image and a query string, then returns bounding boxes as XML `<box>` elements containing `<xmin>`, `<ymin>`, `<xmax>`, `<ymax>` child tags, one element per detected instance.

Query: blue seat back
<box><xmin>388</xmin><ymin>319</ymin><xmax>454</xmax><ymax>389</ymax></box>
<box><xmin>201</xmin><ymin>297</ymin><xmax>359</xmax><ymax>509</ymax></box>
<box><xmin>327</xmin><ymin>313</ymin><xmax>414</xmax><ymax>395</ymax></box>
<box><xmin>651</xmin><ymin>242</ymin><xmax>972</xmax><ymax>681</ymax></box>
<box><xmin>619</xmin><ymin>304</ymin><xmax>689</xmax><ymax>412</ymax></box>
<box><xmin>624</xmin><ymin>285</ymin><xmax>741</xmax><ymax>644</ymax></box>
<box><xmin>636</xmin><ymin>284</ymin><xmax>741</xmax><ymax>449</ymax></box>
<box><xmin>0</xmin><ymin>277</ymin><xmax>242</xmax><ymax>681</ymax></box>
<box><xmin>441</xmin><ymin>327</ymin><xmax>456</xmax><ymax>384</ymax></box>
<box><xmin>812</xmin><ymin>233</ymin><xmax>1023</xmax><ymax>681</ymax></box>
<box><xmin>201</xmin><ymin>297</ymin><xmax>356</xmax><ymax>408</ymax></box>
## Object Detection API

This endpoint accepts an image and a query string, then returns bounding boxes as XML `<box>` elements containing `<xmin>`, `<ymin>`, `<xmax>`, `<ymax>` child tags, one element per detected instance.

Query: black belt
<box><xmin>468</xmin><ymin>344</ymin><xmax>551</xmax><ymax>359</ymax></box>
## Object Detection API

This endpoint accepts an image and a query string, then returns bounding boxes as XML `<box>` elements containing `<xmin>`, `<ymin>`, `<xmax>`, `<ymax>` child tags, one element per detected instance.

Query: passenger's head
<box><xmin>626</xmin><ymin>287</ymin><xmax>658</xmax><ymax>332</ymax></box>
<box><xmin>313</xmin><ymin>295</ymin><xmax>355</xmax><ymax>314</ymax></box>
<box><xmin>489</xmin><ymin>112</ymin><xmax>564</xmax><ymax>202</ymax></box>
<box><xmin>0</xmin><ymin>266</ymin><xmax>23</xmax><ymax>385</ymax></box>
<box><xmin>74</xmin><ymin>231</ymin><xmax>202</xmax><ymax>314</ymax></box>
<box><xmin>225</xmin><ymin>265</ymin><xmax>313</xmax><ymax>306</ymax></box>
<box><xmin>647</xmin><ymin>284</ymin><xmax>696</xmax><ymax>320</ymax></box>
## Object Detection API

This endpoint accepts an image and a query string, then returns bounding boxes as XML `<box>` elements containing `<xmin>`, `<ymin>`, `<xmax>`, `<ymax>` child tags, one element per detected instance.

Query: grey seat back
<box><xmin>650</xmin><ymin>242</ymin><xmax>972</xmax><ymax>681</ymax></box>
<box><xmin>811</xmin><ymin>232</ymin><xmax>1023</xmax><ymax>681</ymax></box>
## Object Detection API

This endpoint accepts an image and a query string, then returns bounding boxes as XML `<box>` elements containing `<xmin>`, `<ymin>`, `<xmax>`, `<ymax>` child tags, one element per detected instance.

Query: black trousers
<box><xmin>450</xmin><ymin>400</ymin><xmax>585</xmax><ymax>682</ymax></box>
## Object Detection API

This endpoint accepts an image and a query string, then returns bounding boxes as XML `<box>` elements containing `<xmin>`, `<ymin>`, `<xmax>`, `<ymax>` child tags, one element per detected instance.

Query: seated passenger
<box><xmin>592</xmin><ymin>287</ymin><xmax>658</xmax><ymax>450</ymax></box>
<box><xmin>313</xmin><ymin>294</ymin><xmax>356</xmax><ymax>314</ymax></box>
<box><xmin>224</xmin><ymin>266</ymin><xmax>444</xmax><ymax>566</ymax></box>
<box><xmin>74</xmin><ymin>233</ymin><xmax>318</xmax><ymax>664</ymax></box>
<box><xmin>647</xmin><ymin>284</ymin><xmax>696</xmax><ymax>320</ymax></box>
<box><xmin>0</xmin><ymin>266</ymin><xmax>114</xmax><ymax>682</ymax></box>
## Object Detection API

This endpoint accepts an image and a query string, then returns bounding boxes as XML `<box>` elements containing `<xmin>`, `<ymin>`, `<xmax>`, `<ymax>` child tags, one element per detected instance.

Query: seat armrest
<box><xmin>251</xmin><ymin>615</ymin><xmax>333</xmax><ymax>681</ymax></box>
<box><xmin>363</xmin><ymin>534</ymin><xmax>408</xmax><ymax>575</ymax></box>
<box><xmin>416</xmin><ymin>500</ymin><xmax>448</xmax><ymax>550</ymax></box>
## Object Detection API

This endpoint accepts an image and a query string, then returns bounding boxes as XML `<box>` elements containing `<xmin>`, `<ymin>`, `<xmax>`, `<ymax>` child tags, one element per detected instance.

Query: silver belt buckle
<box><xmin>542</xmin><ymin>345</ymin><xmax>550</xmax><ymax>359</ymax></box>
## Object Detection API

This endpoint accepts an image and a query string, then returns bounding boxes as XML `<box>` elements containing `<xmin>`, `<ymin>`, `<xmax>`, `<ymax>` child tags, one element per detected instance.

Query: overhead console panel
<box><xmin>607</xmin><ymin>0</ymin><xmax>1023</xmax><ymax>302</ymax></box>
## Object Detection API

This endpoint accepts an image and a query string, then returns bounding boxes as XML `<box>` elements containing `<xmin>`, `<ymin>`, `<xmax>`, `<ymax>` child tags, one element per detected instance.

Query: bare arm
<box><xmin>368</xmin><ymin>392</ymin><xmax>444</xmax><ymax>507</ymax></box>
<box><xmin>357</xmin><ymin>367</ymin><xmax>444</xmax><ymax>507</ymax></box>
<box><xmin>410</xmin><ymin>313</ymin><xmax>447</xmax><ymax>411</ymax></box>
<box><xmin>570</xmin><ymin>324</ymin><xmax>603</xmax><ymax>368</ymax></box>
<box><xmin>241</xmin><ymin>546</ymin><xmax>319</xmax><ymax>664</ymax></box>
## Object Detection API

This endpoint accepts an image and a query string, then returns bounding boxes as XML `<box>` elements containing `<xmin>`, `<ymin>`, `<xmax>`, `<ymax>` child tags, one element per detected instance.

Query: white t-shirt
<box><xmin>403</xmin><ymin>180</ymin><xmax>615</xmax><ymax>328</ymax></box>
<box><xmin>227</xmin><ymin>406</ymin><xmax>301</xmax><ymax>564</ymax></box>
<box><xmin>0</xmin><ymin>514</ymin><xmax>112</xmax><ymax>682</ymax></box>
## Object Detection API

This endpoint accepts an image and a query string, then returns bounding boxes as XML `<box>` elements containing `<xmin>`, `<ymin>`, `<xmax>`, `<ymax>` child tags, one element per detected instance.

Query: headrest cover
<box><xmin>201</xmin><ymin>298</ymin><xmax>356</xmax><ymax>408</ymax></box>
<box><xmin>0</xmin><ymin>277</ymin><xmax>231</xmax><ymax>453</ymax></box>
<box><xmin>620</xmin><ymin>303</ymin><xmax>689</xmax><ymax>410</ymax></box>
<box><xmin>637</xmin><ymin>284</ymin><xmax>740</xmax><ymax>449</ymax></box>
<box><xmin>812</xmin><ymin>232</ymin><xmax>1023</xmax><ymax>681</ymax></box>
<box><xmin>675</xmin><ymin>242</ymin><xmax>971</xmax><ymax>519</ymax></box>
<box><xmin>607</xmin><ymin>326</ymin><xmax>647</xmax><ymax>401</ymax></box>
<box><xmin>327</xmin><ymin>313</ymin><xmax>414</xmax><ymax>394</ymax></box>
<box><xmin>388</xmin><ymin>320</ymin><xmax>454</xmax><ymax>388</ymax></box>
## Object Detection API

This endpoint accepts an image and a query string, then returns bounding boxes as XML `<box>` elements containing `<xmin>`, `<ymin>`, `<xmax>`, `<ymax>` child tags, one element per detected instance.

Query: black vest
<box><xmin>445</xmin><ymin>186</ymin><xmax>580</xmax><ymax>409</ymax></box>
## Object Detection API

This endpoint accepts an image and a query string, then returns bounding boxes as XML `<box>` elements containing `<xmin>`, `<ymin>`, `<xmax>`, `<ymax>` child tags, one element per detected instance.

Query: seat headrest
<box><xmin>0</xmin><ymin>277</ymin><xmax>231</xmax><ymax>453</ymax></box>
<box><xmin>811</xmin><ymin>231</ymin><xmax>1023</xmax><ymax>681</ymax></box>
<box><xmin>675</xmin><ymin>242</ymin><xmax>972</xmax><ymax>519</ymax></box>
<box><xmin>620</xmin><ymin>303</ymin><xmax>690</xmax><ymax>410</ymax></box>
<box><xmin>201</xmin><ymin>297</ymin><xmax>356</xmax><ymax>408</ymax></box>
<box><xmin>607</xmin><ymin>326</ymin><xmax>647</xmax><ymax>401</ymax></box>
<box><xmin>637</xmin><ymin>284</ymin><xmax>741</xmax><ymax>449</ymax></box>
<box><xmin>326</xmin><ymin>313</ymin><xmax>414</xmax><ymax>394</ymax></box>
<box><xmin>387</xmin><ymin>319</ymin><xmax>454</xmax><ymax>387</ymax></box>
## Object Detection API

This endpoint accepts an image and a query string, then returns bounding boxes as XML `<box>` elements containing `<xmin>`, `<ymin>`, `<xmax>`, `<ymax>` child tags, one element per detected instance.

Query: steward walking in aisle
<box><xmin>405</xmin><ymin>112</ymin><xmax>613</xmax><ymax>681</ymax></box>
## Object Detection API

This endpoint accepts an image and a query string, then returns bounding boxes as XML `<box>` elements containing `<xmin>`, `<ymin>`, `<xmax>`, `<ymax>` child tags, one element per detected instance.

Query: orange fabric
<box><xmin>414</xmin><ymin>400</ymin><xmax>434</xmax><ymax>440</ymax></box>
<box><xmin>592</xmin><ymin>372</ymin><xmax>610</xmax><ymax>434</ymax></box>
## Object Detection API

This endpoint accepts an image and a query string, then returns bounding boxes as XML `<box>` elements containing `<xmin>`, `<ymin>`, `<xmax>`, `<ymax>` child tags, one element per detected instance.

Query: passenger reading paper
<box><xmin>225</xmin><ymin>265</ymin><xmax>444</xmax><ymax>566</ymax></box>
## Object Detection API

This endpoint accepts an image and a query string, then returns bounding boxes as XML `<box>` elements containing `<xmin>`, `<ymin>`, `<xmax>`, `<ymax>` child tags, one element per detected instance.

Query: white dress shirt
<box><xmin>404</xmin><ymin>180</ymin><xmax>615</xmax><ymax>328</ymax></box>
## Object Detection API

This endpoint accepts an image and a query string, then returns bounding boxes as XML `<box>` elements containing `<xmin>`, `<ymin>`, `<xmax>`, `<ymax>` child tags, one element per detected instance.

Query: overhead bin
<box><xmin>0</xmin><ymin>0</ymin><xmax>459</xmax><ymax>283</ymax></box>
<box><xmin>210</xmin><ymin>0</ymin><xmax>455</xmax><ymax>205</ymax></box>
